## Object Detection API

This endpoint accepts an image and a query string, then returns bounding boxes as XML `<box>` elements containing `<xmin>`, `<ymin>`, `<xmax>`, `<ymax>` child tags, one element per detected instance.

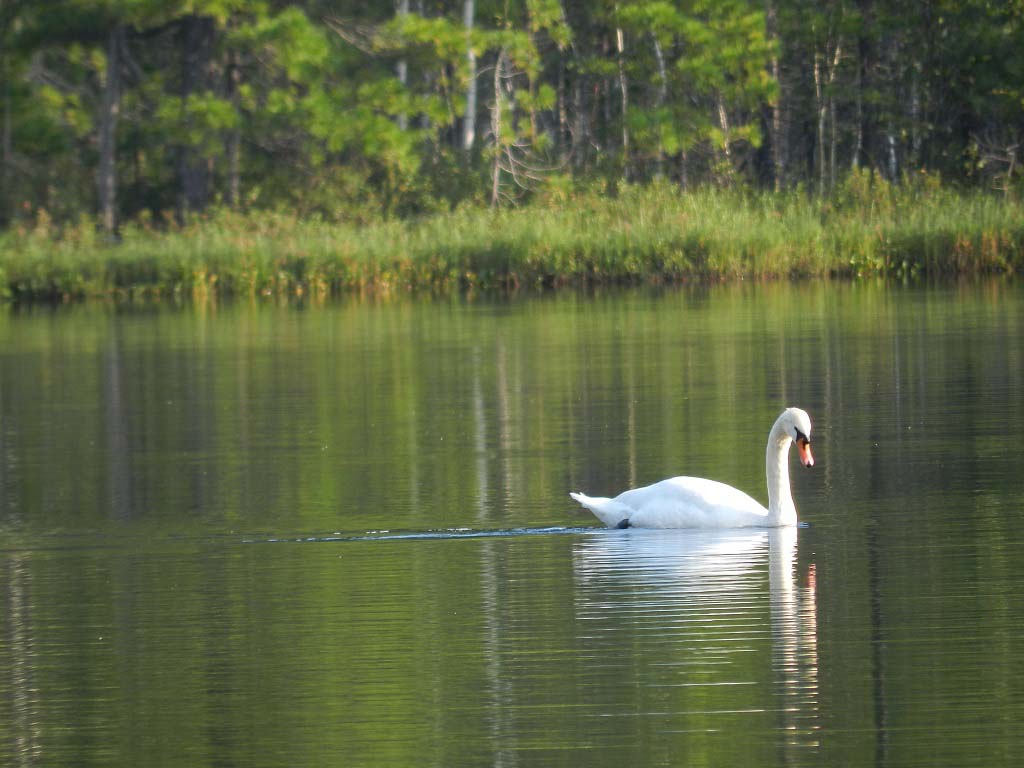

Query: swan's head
<box><xmin>780</xmin><ymin>407</ymin><xmax>814</xmax><ymax>468</ymax></box>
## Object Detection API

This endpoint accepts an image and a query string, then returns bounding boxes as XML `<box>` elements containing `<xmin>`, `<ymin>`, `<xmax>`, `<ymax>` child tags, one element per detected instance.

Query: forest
<box><xmin>0</xmin><ymin>1</ymin><xmax>1023</xmax><ymax>298</ymax></box>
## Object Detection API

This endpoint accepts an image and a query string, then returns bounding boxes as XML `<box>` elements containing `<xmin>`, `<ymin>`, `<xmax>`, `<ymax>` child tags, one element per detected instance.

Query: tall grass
<box><xmin>2</xmin><ymin>175</ymin><xmax>1022</xmax><ymax>302</ymax></box>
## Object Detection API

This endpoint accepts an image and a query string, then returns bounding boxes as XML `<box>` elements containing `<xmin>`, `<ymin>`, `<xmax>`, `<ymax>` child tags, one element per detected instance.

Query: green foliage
<box><xmin>614</xmin><ymin>0</ymin><xmax>775</xmax><ymax>171</ymax></box>
<box><xmin>155</xmin><ymin>94</ymin><xmax>238</xmax><ymax>148</ymax></box>
<box><xmin>232</xmin><ymin>6</ymin><xmax>330</xmax><ymax>80</ymax></box>
<box><xmin>2</xmin><ymin>0</ymin><xmax>1024</xmax><ymax>234</ymax></box>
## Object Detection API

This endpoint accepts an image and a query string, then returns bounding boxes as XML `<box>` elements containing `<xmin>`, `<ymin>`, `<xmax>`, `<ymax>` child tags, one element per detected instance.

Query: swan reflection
<box><xmin>572</xmin><ymin>527</ymin><xmax>819</xmax><ymax>748</ymax></box>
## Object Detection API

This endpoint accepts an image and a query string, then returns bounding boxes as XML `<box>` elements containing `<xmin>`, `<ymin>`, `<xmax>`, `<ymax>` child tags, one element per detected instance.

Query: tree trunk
<box><xmin>490</xmin><ymin>49</ymin><xmax>505</xmax><ymax>207</ymax></box>
<box><xmin>396</xmin><ymin>0</ymin><xmax>409</xmax><ymax>132</ymax></box>
<box><xmin>813</xmin><ymin>49</ymin><xmax>826</xmax><ymax>194</ymax></box>
<box><xmin>828</xmin><ymin>41</ymin><xmax>842</xmax><ymax>191</ymax></box>
<box><xmin>886</xmin><ymin>131</ymin><xmax>898</xmax><ymax>180</ymax></box>
<box><xmin>571</xmin><ymin>69</ymin><xmax>586</xmax><ymax>167</ymax></box>
<box><xmin>829</xmin><ymin>93</ymin><xmax>838</xmax><ymax>190</ymax></box>
<box><xmin>615</xmin><ymin>26</ymin><xmax>629</xmax><ymax>179</ymax></box>
<box><xmin>2</xmin><ymin>54</ymin><xmax>12</xmax><ymax>221</ymax></box>
<box><xmin>852</xmin><ymin>0</ymin><xmax>873</xmax><ymax>172</ymax></box>
<box><xmin>770</xmin><ymin>69</ymin><xmax>786</xmax><ymax>190</ymax></box>
<box><xmin>554</xmin><ymin>0</ymin><xmax>572</xmax><ymax>159</ymax></box>
<box><xmin>177</xmin><ymin>14</ymin><xmax>215</xmax><ymax>221</ymax></box>
<box><xmin>884</xmin><ymin>32</ymin><xmax>900</xmax><ymax>180</ymax></box>
<box><xmin>766</xmin><ymin>0</ymin><xmax>785</xmax><ymax>190</ymax></box>
<box><xmin>557</xmin><ymin>54</ymin><xmax>567</xmax><ymax>154</ymax></box>
<box><xmin>909</xmin><ymin>62</ymin><xmax>921</xmax><ymax>169</ymax></box>
<box><xmin>652</xmin><ymin>34</ymin><xmax>668</xmax><ymax>178</ymax></box>
<box><xmin>97</xmin><ymin>26</ymin><xmax>122</xmax><ymax>234</ymax></box>
<box><xmin>852</xmin><ymin>45</ymin><xmax>863</xmax><ymax>170</ymax></box>
<box><xmin>462</xmin><ymin>0</ymin><xmax>476</xmax><ymax>151</ymax></box>
<box><xmin>717</xmin><ymin>97</ymin><xmax>733</xmax><ymax>179</ymax></box>
<box><xmin>225</xmin><ymin>47</ymin><xmax>241</xmax><ymax>208</ymax></box>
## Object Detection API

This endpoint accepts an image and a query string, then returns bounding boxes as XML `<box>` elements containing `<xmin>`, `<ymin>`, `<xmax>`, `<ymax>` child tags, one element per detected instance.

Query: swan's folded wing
<box><xmin>614</xmin><ymin>476</ymin><xmax>768</xmax><ymax>528</ymax></box>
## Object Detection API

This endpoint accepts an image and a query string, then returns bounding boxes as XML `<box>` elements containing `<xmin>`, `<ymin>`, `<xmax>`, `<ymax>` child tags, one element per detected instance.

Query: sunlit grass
<box><xmin>1</xmin><ymin>177</ymin><xmax>1022</xmax><ymax>302</ymax></box>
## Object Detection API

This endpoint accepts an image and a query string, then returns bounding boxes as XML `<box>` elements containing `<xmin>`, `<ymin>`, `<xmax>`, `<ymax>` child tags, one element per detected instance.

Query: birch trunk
<box><xmin>717</xmin><ymin>98</ymin><xmax>733</xmax><ymax>174</ymax></box>
<box><xmin>652</xmin><ymin>34</ymin><xmax>668</xmax><ymax>178</ymax></box>
<box><xmin>615</xmin><ymin>26</ymin><xmax>629</xmax><ymax>179</ymax></box>
<box><xmin>887</xmin><ymin>131</ymin><xmax>898</xmax><ymax>180</ymax></box>
<box><xmin>462</xmin><ymin>0</ymin><xmax>476</xmax><ymax>151</ymax></box>
<box><xmin>885</xmin><ymin>33</ymin><xmax>900</xmax><ymax>180</ymax></box>
<box><xmin>828</xmin><ymin>41</ymin><xmax>842</xmax><ymax>191</ymax></box>
<box><xmin>396</xmin><ymin>0</ymin><xmax>409</xmax><ymax>132</ymax></box>
<box><xmin>851</xmin><ymin>44</ymin><xmax>863</xmax><ymax>170</ymax></box>
<box><xmin>490</xmin><ymin>49</ymin><xmax>504</xmax><ymax>206</ymax></box>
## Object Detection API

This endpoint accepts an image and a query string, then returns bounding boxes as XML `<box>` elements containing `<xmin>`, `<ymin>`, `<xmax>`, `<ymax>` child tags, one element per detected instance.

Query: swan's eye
<box><xmin>794</xmin><ymin>429</ymin><xmax>810</xmax><ymax>445</ymax></box>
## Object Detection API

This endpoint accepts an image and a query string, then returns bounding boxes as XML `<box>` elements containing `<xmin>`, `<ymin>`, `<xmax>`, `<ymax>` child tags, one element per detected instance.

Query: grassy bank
<box><xmin>2</xmin><ymin>179</ymin><xmax>1022</xmax><ymax>302</ymax></box>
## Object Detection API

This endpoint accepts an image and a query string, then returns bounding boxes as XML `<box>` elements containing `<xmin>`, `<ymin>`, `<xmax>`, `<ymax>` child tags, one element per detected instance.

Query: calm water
<box><xmin>1</xmin><ymin>281</ymin><xmax>1023</xmax><ymax>767</ymax></box>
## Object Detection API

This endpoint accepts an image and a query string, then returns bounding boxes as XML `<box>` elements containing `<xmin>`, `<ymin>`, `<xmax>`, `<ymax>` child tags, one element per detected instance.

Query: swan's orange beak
<box><xmin>797</xmin><ymin>437</ymin><xmax>814</xmax><ymax>468</ymax></box>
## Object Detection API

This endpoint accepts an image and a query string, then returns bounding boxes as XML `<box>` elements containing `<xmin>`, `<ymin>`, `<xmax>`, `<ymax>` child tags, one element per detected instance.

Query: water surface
<box><xmin>2</xmin><ymin>281</ymin><xmax>1023</xmax><ymax>766</ymax></box>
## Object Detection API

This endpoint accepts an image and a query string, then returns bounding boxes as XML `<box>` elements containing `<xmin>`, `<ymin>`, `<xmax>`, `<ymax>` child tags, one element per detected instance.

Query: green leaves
<box><xmin>154</xmin><ymin>94</ymin><xmax>238</xmax><ymax>149</ymax></box>
<box><xmin>613</xmin><ymin>0</ymin><xmax>773</xmax><ymax>167</ymax></box>
<box><xmin>3</xmin><ymin>0</ymin><xmax>1024</xmax><ymax>226</ymax></box>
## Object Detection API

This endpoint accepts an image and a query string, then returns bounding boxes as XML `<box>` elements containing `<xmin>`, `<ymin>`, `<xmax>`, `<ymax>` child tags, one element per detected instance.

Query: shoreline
<box><xmin>2</xmin><ymin>186</ymin><xmax>1021</xmax><ymax>304</ymax></box>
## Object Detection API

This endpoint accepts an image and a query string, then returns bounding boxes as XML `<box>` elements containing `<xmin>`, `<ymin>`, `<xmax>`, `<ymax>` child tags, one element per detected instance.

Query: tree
<box><xmin>96</xmin><ymin>24</ymin><xmax>123</xmax><ymax>231</ymax></box>
<box><xmin>462</xmin><ymin>0</ymin><xmax>477</xmax><ymax>151</ymax></box>
<box><xmin>614</xmin><ymin>0</ymin><xmax>776</xmax><ymax>186</ymax></box>
<box><xmin>2</xmin><ymin>0</ymin><xmax>1024</xmax><ymax>227</ymax></box>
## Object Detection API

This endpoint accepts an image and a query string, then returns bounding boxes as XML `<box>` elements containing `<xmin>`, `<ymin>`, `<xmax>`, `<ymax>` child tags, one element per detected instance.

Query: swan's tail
<box><xmin>570</xmin><ymin>492</ymin><xmax>633</xmax><ymax>529</ymax></box>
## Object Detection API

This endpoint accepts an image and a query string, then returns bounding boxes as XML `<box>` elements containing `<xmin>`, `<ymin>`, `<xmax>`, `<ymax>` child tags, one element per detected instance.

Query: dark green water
<box><xmin>1</xmin><ymin>281</ymin><xmax>1023</xmax><ymax>767</ymax></box>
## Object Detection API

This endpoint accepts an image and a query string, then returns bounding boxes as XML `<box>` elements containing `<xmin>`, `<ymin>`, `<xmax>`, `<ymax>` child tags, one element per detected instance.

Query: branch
<box><xmin>324</xmin><ymin>16</ymin><xmax>380</xmax><ymax>55</ymax></box>
<box><xmin>26</xmin><ymin>52</ymin><xmax>93</xmax><ymax>100</ymax></box>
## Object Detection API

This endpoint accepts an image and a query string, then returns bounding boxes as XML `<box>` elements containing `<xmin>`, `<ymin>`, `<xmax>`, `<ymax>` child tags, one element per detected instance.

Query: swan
<box><xmin>570</xmin><ymin>407</ymin><xmax>814</xmax><ymax>529</ymax></box>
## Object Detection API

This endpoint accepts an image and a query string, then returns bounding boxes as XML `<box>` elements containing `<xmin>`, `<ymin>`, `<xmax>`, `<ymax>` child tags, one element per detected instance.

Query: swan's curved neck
<box><xmin>766</xmin><ymin>419</ymin><xmax>797</xmax><ymax>526</ymax></box>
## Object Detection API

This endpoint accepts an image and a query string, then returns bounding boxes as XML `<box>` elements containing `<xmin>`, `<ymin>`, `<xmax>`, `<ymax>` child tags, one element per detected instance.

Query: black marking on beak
<box><xmin>794</xmin><ymin>429</ymin><xmax>814</xmax><ymax>468</ymax></box>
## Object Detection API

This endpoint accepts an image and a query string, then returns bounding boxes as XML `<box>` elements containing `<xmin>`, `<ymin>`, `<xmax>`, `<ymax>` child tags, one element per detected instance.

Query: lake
<box><xmin>2</xmin><ymin>280</ymin><xmax>1023</xmax><ymax>767</ymax></box>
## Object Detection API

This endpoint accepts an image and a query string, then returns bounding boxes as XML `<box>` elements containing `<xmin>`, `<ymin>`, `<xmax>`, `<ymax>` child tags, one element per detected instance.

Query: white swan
<box><xmin>570</xmin><ymin>407</ymin><xmax>814</xmax><ymax>528</ymax></box>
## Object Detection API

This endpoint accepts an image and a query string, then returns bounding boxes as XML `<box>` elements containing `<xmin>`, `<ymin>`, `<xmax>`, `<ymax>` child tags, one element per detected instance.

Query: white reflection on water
<box><xmin>3</xmin><ymin>555</ymin><xmax>43</xmax><ymax>767</ymax></box>
<box><xmin>768</xmin><ymin>528</ymin><xmax>820</xmax><ymax>749</ymax></box>
<box><xmin>571</xmin><ymin>527</ymin><xmax>819</xmax><ymax>749</ymax></box>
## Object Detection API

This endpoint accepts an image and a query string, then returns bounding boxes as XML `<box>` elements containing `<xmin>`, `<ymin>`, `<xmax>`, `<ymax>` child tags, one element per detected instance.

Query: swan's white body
<box><xmin>570</xmin><ymin>408</ymin><xmax>814</xmax><ymax>529</ymax></box>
